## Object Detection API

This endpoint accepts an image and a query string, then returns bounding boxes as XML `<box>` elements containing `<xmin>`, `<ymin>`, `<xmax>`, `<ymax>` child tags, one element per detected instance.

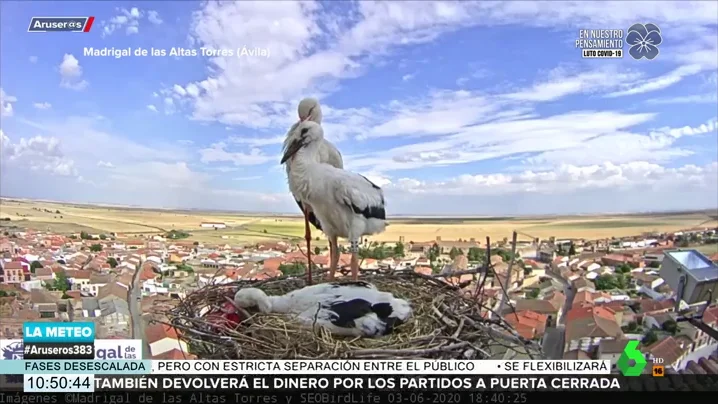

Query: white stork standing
<box><xmin>283</xmin><ymin>98</ymin><xmax>343</xmax><ymax>284</ymax></box>
<box><xmin>281</xmin><ymin>120</ymin><xmax>386</xmax><ymax>281</ymax></box>
<box><xmin>234</xmin><ymin>281</ymin><xmax>412</xmax><ymax>337</ymax></box>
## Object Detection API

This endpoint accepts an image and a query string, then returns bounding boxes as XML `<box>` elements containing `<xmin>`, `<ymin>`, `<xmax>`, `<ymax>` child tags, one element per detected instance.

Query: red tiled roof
<box><xmin>152</xmin><ymin>348</ymin><xmax>196</xmax><ymax>360</ymax></box>
<box><xmin>644</xmin><ymin>336</ymin><xmax>685</xmax><ymax>366</ymax></box>
<box><xmin>145</xmin><ymin>324</ymin><xmax>180</xmax><ymax>344</ymax></box>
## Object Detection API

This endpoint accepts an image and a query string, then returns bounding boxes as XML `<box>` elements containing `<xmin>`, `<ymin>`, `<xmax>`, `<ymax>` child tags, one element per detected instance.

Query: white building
<box><xmin>200</xmin><ymin>222</ymin><xmax>227</xmax><ymax>229</ymax></box>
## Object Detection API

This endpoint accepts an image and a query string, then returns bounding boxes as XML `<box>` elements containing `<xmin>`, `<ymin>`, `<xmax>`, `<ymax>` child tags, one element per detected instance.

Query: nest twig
<box><xmin>161</xmin><ymin>271</ymin><xmax>544</xmax><ymax>360</ymax></box>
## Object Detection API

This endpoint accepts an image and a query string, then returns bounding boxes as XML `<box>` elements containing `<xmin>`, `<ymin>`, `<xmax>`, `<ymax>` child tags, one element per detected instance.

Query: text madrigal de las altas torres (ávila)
<box><xmin>83</xmin><ymin>47</ymin><xmax>270</xmax><ymax>59</ymax></box>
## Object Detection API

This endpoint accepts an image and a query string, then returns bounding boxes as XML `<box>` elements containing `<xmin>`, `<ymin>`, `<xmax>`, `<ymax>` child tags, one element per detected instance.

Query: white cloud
<box><xmin>173</xmin><ymin>84</ymin><xmax>187</xmax><ymax>96</ymax></box>
<box><xmin>526</xmin><ymin>118</ymin><xmax>718</xmax><ymax>167</ymax></box>
<box><xmin>198</xmin><ymin>142</ymin><xmax>274</xmax><ymax>166</ymax></box>
<box><xmin>178</xmin><ymin>139</ymin><xmax>194</xmax><ymax>145</ymax></box>
<box><xmin>101</xmin><ymin>7</ymin><xmax>161</xmax><ymax>37</ymax></box>
<box><xmin>605</xmin><ymin>64</ymin><xmax>704</xmax><ymax>98</ymax></box>
<box><xmin>33</xmin><ymin>102</ymin><xmax>52</xmax><ymax>110</ymax></box>
<box><xmin>233</xmin><ymin>176</ymin><xmax>262</xmax><ymax>181</ymax></box>
<box><xmin>171</xmin><ymin>1</ymin><xmax>718</xmax><ymax>130</ymax></box>
<box><xmin>18</xmin><ymin>115</ymin><xmax>191</xmax><ymax>166</ymax></box>
<box><xmin>386</xmin><ymin>161</ymin><xmax>718</xmax><ymax>200</ymax></box>
<box><xmin>97</xmin><ymin>161</ymin><xmax>114</xmax><ymax>168</ymax></box>
<box><xmin>163</xmin><ymin>97</ymin><xmax>175</xmax><ymax>115</ymax></box>
<box><xmin>648</xmin><ymin>94</ymin><xmax>718</xmax><ymax>104</ymax></box>
<box><xmin>0</xmin><ymin>88</ymin><xmax>16</xmax><ymax>117</ymax></box>
<box><xmin>29</xmin><ymin>56</ymin><xmax>38</xmax><ymax>64</ymax></box>
<box><xmin>402</xmin><ymin>74</ymin><xmax>414</xmax><ymax>82</ymax></box>
<box><xmin>228</xmin><ymin>135</ymin><xmax>285</xmax><ymax>147</ymax></box>
<box><xmin>1</xmin><ymin>131</ymin><xmax>80</xmax><ymax>178</ymax></box>
<box><xmin>147</xmin><ymin>105</ymin><xmax>158</xmax><ymax>112</ymax></box>
<box><xmin>503</xmin><ymin>66</ymin><xmax>642</xmax><ymax>102</ymax></box>
<box><xmin>148</xmin><ymin>11</ymin><xmax>163</xmax><ymax>25</ymax></box>
<box><xmin>346</xmin><ymin>110</ymin><xmax>659</xmax><ymax>172</ymax></box>
<box><xmin>58</xmin><ymin>54</ymin><xmax>89</xmax><ymax>91</ymax></box>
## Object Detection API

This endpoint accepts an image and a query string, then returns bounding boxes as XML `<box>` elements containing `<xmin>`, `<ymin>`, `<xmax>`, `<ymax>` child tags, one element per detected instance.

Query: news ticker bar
<box><xmin>22</xmin><ymin>343</ymin><xmax>94</xmax><ymax>360</ymax></box>
<box><xmin>8</xmin><ymin>374</ymin><xmax>718</xmax><ymax>394</ymax></box>
<box><xmin>2</xmin><ymin>359</ymin><xmax>612</xmax><ymax>375</ymax></box>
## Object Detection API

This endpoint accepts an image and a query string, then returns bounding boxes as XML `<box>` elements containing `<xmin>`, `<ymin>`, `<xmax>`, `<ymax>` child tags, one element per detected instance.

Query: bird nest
<box><xmin>163</xmin><ymin>270</ymin><xmax>543</xmax><ymax>360</ymax></box>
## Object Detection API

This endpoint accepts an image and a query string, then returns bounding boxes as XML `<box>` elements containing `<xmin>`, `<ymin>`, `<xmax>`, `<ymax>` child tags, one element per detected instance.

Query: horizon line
<box><xmin>1</xmin><ymin>195</ymin><xmax>716</xmax><ymax>219</ymax></box>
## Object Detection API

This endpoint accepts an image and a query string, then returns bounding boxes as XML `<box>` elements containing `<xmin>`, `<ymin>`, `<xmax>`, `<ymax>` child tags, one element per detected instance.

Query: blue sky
<box><xmin>1</xmin><ymin>1</ymin><xmax>717</xmax><ymax>215</ymax></box>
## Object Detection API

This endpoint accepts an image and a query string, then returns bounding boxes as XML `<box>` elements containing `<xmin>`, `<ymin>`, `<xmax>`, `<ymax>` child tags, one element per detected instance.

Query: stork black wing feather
<box><xmin>329</xmin><ymin>281</ymin><xmax>373</xmax><ymax>289</ymax></box>
<box><xmin>327</xmin><ymin>299</ymin><xmax>374</xmax><ymax>328</ymax></box>
<box><xmin>350</xmin><ymin>203</ymin><xmax>386</xmax><ymax>221</ymax></box>
<box><xmin>295</xmin><ymin>199</ymin><xmax>322</xmax><ymax>231</ymax></box>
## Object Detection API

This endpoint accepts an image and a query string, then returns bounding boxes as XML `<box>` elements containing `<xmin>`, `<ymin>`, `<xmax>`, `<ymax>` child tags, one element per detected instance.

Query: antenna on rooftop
<box><xmin>659</xmin><ymin>249</ymin><xmax>718</xmax><ymax>340</ymax></box>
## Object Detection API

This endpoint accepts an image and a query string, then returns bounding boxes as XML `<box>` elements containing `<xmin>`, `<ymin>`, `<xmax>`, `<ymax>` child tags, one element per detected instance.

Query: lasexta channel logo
<box><xmin>617</xmin><ymin>340</ymin><xmax>647</xmax><ymax>376</ymax></box>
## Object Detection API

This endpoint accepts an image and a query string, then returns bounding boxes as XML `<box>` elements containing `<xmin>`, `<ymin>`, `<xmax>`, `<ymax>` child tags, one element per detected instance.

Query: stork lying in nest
<box><xmin>234</xmin><ymin>281</ymin><xmax>412</xmax><ymax>337</ymax></box>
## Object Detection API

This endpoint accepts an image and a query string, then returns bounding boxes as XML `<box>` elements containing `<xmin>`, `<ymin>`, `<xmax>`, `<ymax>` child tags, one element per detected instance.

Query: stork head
<box><xmin>280</xmin><ymin>120</ymin><xmax>324</xmax><ymax>164</ymax></box>
<box><xmin>234</xmin><ymin>288</ymin><xmax>272</xmax><ymax>314</ymax></box>
<box><xmin>297</xmin><ymin>98</ymin><xmax>322</xmax><ymax>124</ymax></box>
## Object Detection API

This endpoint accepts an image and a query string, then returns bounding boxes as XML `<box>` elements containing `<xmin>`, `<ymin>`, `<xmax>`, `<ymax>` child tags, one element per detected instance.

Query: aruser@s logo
<box><xmin>627</xmin><ymin>23</ymin><xmax>662</xmax><ymax>60</ymax></box>
<box><xmin>1</xmin><ymin>341</ymin><xmax>23</xmax><ymax>360</ymax></box>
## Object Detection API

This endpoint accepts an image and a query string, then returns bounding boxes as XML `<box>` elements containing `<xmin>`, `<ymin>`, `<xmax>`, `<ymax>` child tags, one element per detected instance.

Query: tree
<box><xmin>80</xmin><ymin>231</ymin><xmax>90</xmax><ymax>240</ymax></box>
<box><xmin>648</xmin><ymin>261</ymin><xmax>661</xmax><ymax>269</ymax></box>
<box><xmin>166</xmin><ymin>230</ymin><xmax>190</xmax><ymax>240</ymax></box>
<box><xmin>568</xmin><ymin>243</ymin><xmax>576</xmax><ymax>256</ymax></box>
<box><xmin>527</xmin><ymin>289</ymin><xmax>540</xmax><ymax>299</ymax></box>
<box><xmin>625</xmin><ymin>321</ymin><xmax>639</xmax><ymax>333</ymax></box>
<box><xmin>52</xmin><ymin>271</ymin><xmax>70</xmax><ymax>292</ymax></box>
<box><xmin>449</xmin><ymin>247</ymin><xmax>460</xmax><ymax>260</ymax></box>
<box><xmin>642</xmin><ymin>330</ymin><xmax>658</xmax><ymax>346</ymax></box>
<box><xmin>106</xmin><ymin>257</ymin><xmax>118</xmax><ymax>268</ymax></box>
<box><xmin>0</xmin><ymin>290</ymin><xmax>7</xmax><ymax>297</ymax></box>
<box><xmin>617</xmin><ymin>264</ymin><xmax>632</xmax><ymax>274</ymax></box>
<box><xmin>615</xmin><ymin>273</ymin><xmax>629</xmax><ymax>289</ymax></box>
<box><xmin>662</xmin><ymin>319</ymin><xmax>678</xmax><ymax>334</ymax></box>
<box><xmin>492</xmin><ymin>249</ymin><xmax>513</xmax><ymax>263</ymax></box>
<box><xmin>314</xmin><ymin>246</ymin><xmax>321</xmax><ymax>255</ymax></box>
<box><xmin>393</xmin><ymin>242</ymin><xmax>405</xmax><ymax>258</ymax></box>
<box><xmin>594</xmin><ymin>274</ymin><xmax>618</xmax><ymax>290</ymax></box>
<box><xmin>99</xmin><ymin>234</ymin><xmax>107</xmax><ymax>240</ymax></box>
<box><xmin>279</xmin><ymin>262</ymin><xmax>306</xmax><ymax>276</ymax></box>
<box><xmin>467</xmin><ymin>247</ymin><xmax>485</xmax><ymax>262</ymax></box>
<box><xmin>30</xmin><ymin>261</ymin><xmax>43</xmax><ymax>274</ymax></box>
<box><xmin>89</xmin><ymin>244</ymin><xmax>103</xmax><ymax>252</ymax></box>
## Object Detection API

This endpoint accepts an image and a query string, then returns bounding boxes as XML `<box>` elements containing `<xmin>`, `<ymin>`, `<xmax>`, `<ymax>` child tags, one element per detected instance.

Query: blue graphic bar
<box><xmin>3</xmin><ymin>360</ymin><xmax>150</xmax><ymax>375</ymax></box>
<box><xmin>23</xmin><ymin>322</ymin><xmax>96</xmax><ymax>343</ymax></box>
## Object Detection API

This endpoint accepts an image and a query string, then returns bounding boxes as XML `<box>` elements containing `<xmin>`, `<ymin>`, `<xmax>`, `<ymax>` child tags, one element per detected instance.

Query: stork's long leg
<box><xmin>303</xmin><ymin>206</ymin><xmax>313</xmax><ymax>285</ymax></box>
<box><xmin>349</xmin><ymin>239</ymin><xmax>360</xmax><ymax>281</ymax></box>
<box><xmin>328</xmin><ymin>236</ymin><xmax>339</xmax><ymax>281</ymax></box>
